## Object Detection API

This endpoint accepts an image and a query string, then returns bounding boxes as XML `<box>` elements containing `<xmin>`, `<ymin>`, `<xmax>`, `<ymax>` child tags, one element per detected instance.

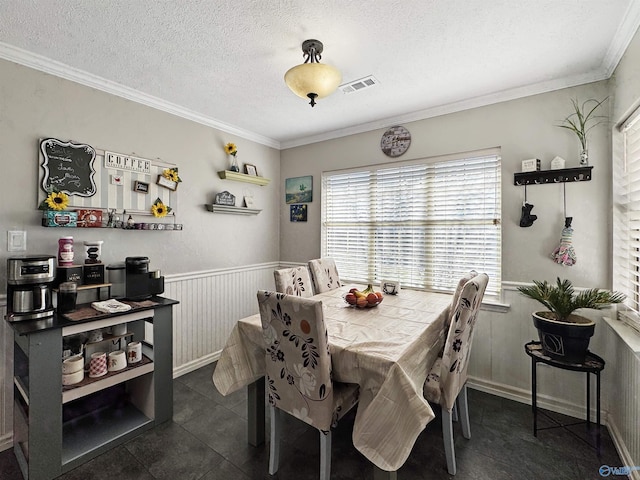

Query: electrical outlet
<box><xmin>8</xmin><ymin>230</ymin><xmax>26</xmax><ymax>252</ymax></box>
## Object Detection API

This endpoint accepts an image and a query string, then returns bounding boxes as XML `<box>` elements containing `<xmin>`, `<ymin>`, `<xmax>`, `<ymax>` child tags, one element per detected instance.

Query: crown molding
<box><xmin>280</xmin><ymin>70</ymin><xmax>610</xmax><ymax>149</ymax></box>
<box><xmin>601</xmin><ymin>0</ymin><xmax>640</xmax><ymax>77</ymax></box>
<box><xmin>0</xmin><ymin>42</ymin><xmax>281</xmax><ymax>150</ymax></box>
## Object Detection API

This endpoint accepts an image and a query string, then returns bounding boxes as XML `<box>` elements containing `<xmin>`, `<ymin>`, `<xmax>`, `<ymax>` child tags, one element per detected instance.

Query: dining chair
<box><xmin>423</xmin><ymin>273</ymin><xmax>489</xmax><ymax>475</ymax></box>
<box><xmin>273</xmin><ymin>266</ymin><xmax>315</xmax><ymax>297</ymax></box>
<box><xmin>307</xmin><ymin>257</ymin><xmax>342</xmax><ymax>293</ymax></box>
<box><xmin>257</xmin><ymin>290</ymin><xmax>359</xmax><ymax>480</ymax></box>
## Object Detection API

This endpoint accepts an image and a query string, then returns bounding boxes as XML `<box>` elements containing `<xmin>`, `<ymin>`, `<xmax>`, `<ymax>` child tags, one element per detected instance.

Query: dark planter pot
<box><xmin>532</xmin><ymin>312</ymin><xmax>595</xmax><ymax>364</ymax></box>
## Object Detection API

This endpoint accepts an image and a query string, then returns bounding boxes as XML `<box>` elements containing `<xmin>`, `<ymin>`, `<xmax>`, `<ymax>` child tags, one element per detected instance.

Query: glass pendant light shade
<box><xmin>284</xmin><ymin>63</ymin><xmax>342</xmax><ymax>100</ymax></box>
<box><xmin>284</xmin><ymin>39</ymin><xmax>341</xmax><ymax>107</ymax></box>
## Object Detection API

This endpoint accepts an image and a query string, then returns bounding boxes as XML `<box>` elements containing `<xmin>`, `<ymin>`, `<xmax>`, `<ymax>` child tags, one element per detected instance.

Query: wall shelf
<box><xmin>205</xmin><ymin>204</ymin><xmax>261</xmax><ymax>216</ymax></box>
<box><xmin>217</xmin><ymin>170</ymin><xmax>270</xmax><ymax>186</ymax></box>
<box><xmin>514</xmin><ymin>166</ymin><xmax>593</xmax><ymax>186</ymax></box>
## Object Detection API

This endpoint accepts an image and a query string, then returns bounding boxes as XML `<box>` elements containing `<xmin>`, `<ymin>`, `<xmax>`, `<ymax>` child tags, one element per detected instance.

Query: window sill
<box><xmin>603</xmin><ymin>316</ymin><xmax>640</xmax><ymax>354</ymax></box>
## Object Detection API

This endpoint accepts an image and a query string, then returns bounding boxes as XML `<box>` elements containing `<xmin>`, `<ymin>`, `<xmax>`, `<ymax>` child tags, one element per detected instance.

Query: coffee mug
<box><xmin>381</xmin><ymin>280</ymin><xmax>401</xmax><ymax>295</ymax></box>
<box><xmin>126</xmin><ymin>341</ymin><xmax>142</xmax><ymax>364</ymax></box>
<box><xmin>89</xmin><ymin>352</ymin><xmax>108</xmax><ymax>378</ymax></box>
<box><xmin>108</xmin><ymin>350</ymin><xmax>127</xmax><ymax>372</ymax></box>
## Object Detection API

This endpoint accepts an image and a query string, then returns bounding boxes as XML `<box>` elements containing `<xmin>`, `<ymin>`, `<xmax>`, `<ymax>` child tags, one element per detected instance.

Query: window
<box><xmin>614</xmin><ymin>108</ymin><xmax>640</xmax><ymax>332</ymax></box>
<box><xmin>322</xmin><ymin>148</ymin><xmax>501</xmax><ymax>297</ymax></box>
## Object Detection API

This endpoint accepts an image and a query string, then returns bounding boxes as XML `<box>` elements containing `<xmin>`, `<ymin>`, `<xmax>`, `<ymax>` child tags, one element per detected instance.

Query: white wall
<box><xmin>0</xmin><ymin>59</ymin><xmax>281</xmax><ymax>284</ymax></box>
<box><xmin>280</xmin><ymin>82</ymin><xmax>612</xmax><ymax>288</ymax></box>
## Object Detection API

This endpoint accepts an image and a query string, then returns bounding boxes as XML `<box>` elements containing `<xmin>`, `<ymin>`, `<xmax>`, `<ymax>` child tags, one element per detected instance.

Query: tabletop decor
<box><xmin>517</xmin><ymin>277</ymin><xmax>624</xmax><ymax>363</ymax></box>
<box><xmin>224</xmin><ymin>142</ymin><xmax>240</xmax><ymax>172</ymax></box>
<box><xmin>557</xmin><ymin>97</ymin><xmax>608</xmax><ymax>166</ymax></box>
<box><xmin>344</xmin><ymin>285</ymin><xmax>383</xmax><ymax>308</ymax></box>
<box><xmin>151</xmin><ymin>197</ymin><xmax>171</xmax><ymax>217</ymax></box>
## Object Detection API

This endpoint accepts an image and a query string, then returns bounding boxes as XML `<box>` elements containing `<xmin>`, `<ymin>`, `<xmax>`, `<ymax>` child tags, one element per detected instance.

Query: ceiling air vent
<box><xmin>339</xmin><ymin>75</ymin><xmax>379</xmax><ymax>94</ymax></box>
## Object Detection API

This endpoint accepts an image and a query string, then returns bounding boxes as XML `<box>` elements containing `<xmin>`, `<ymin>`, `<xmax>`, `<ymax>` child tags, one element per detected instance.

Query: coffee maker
<box><xmin>6</xmin><ymin>255</ymin><xmax>56</xmax><ymax>321</ymax></box>
<box><xmin>124</xmin><ymin>256</ymin><xmax>164</xmax><ymax>300</ymax></box>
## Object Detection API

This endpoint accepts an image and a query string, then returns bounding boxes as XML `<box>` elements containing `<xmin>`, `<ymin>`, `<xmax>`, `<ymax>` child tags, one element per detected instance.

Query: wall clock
<box><xmin>380</xmin><ymin>125</ymin><xmax>411</xmax><ymax>157</ymax></box>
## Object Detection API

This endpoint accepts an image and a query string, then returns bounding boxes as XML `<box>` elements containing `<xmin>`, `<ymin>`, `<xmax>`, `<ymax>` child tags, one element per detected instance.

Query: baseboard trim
<box><xmin>0</xmin><ymin>433</ymin><xmax>12</xmax><ymax>452</ymax></box>
<box><xmin>173</xmin><ymin>351</ymin><xmax>221</xmax><ymax>378</ymax></box>
<box><xmin>467</xmin><ymin>375</ymin><xmax>610</xmax><ymax>422</ymax></box>
<box><xmin>606</xmin><ymin>417</ymin><xmax>640</xmax><ymax>480</ymax></box>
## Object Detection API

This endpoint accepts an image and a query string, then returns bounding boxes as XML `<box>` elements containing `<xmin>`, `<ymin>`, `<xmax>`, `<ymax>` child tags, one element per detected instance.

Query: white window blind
<box><xmin>322</xmin><ymin>150</ymin><xmax>501</xmax><ymax>297</ymax></box>
<box><xmin>614</xmin><ymin>111</ymin><xmax>640</xmax><ymax>332</ymax></box>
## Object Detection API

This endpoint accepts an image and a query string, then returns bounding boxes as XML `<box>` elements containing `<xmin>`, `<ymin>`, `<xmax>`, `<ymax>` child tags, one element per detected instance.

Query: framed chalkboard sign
<box><xmin>40</xmin><ymin>138</ymin><xmax>97</xmax><ymax>197</ymax></box>
<box><xmin>214</xmin><ymin>191</ymin><xmax>236</xmax><ymax>206</ymax></box>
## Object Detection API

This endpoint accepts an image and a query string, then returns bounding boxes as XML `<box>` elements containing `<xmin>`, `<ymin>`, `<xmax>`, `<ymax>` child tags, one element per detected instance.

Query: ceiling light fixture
<box><xmin>284</xmin><ymin>39</ymin><xmax>341</xmax><ymax>107</ymax></box>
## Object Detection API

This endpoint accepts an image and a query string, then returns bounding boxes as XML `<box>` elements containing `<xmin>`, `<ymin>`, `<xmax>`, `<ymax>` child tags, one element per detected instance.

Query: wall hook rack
<box><xmin>514</xmin><ymin>166</ymin><xmax>593</xmax><ymax>186</ymax></box>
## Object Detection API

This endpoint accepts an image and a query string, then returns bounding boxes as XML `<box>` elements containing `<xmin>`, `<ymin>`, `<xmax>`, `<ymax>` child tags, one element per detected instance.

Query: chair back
<box><xmin>274</xmin><ymin>266</ymin><xmax>315</xmax><ymax>297</ymax></box>
<box><xmin>445</xmin><ymin>271</ymin><xmax>478</xmax><ymax>331</ymax></box>
<box><xmin>308</xmin><ymin>258</ymin><xmax>341</xmax><ymax>293</ymax></box>
<box><xmin>440</xmin><ymin>273</ymin><xmax>488</xmax><ymax>411</ymax></box>
<box><xmin>257</xmin><ymin>290</ymin><xmax>335</xmax><ymax>431</ymax></box>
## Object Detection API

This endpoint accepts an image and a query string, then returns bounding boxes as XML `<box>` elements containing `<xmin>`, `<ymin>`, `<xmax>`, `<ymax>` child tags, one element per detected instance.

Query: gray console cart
<box><xmin>9</xmin><ymin>296</ymin><xmax>178</xmax><ymax>480</ymax></box>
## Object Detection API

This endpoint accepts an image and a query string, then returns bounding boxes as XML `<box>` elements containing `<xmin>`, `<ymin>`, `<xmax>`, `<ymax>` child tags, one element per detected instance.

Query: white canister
<box><xmin>126</xmin><ymin>341</ymin><xmax>143</xmax><ymax>364</ymax></box>
<box><xmin>108</xmin><ymin>350</ymin><xmax>127</xmax><ymax>372</ymax></box>
<box><xmin>112</xmin><ymin>323</ymin><xmax>127</xmax><ymax>336</ymax></box>
<box><xmin>62</xmin><ymin>369</ymin><xmax>84</xmax><ymax>385</ymax></box>
<box><xmin>62</xmin><ymin>354</ymin><xmax>84</xmax><ymax>374</ymax></box>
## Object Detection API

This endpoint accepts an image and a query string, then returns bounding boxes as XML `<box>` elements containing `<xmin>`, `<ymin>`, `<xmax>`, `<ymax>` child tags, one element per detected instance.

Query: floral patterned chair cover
<box><xmin>307</xmin><ymin>258</ymin><xmax>342</xmax><ymax>293</ymax></box>
<box><xmin>423</xmin><ymin>273</ymin><xmax>488</xmax><ymax>475</ymax></box>
<box><xmin>274</xmin><ymin>266</ymin><xmax>315</xmax><ymax>297</ymax></box>
<box><xmin>257</xmin><ymin>290</ymin><xmax>359</xmax><ymax>480</ymax></box>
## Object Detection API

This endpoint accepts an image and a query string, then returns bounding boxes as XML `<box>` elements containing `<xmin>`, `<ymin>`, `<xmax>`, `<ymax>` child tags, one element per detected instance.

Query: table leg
<box><xmin>373</xmin><ymin>466</ymin><xmax>398</xmax><ymax>480</ymax></box>
<box><xmin>247</xmin><ymin>377</ymin><xmax>265</xmax><ymax>446</ymax></box>
<box><xmin>532</xmin><ymin>357</ymin><xmax>537</xmax><ymax>437</ymax></box>
<box><xmin>586</xmin><ymin>371</ymin><xmax>591</xmax><ymax>427</ymax></box>
<box><xmin>597</xmin><ymin>371</ymin><xmax>602</xmax><ymax>454</ymax></box>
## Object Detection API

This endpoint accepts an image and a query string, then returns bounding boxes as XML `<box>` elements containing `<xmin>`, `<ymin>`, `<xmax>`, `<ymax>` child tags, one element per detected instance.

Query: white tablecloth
<box><xmin>213</xmin><ymin>286</ymin><xmax>452</xmax><ymax>471</ymax></box>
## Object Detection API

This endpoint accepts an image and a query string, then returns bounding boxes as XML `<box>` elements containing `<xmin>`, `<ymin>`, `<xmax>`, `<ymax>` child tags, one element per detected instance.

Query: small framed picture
<box><xmin>244</xmin><ymin>164</ymin><xmax>258</xmax><ymax>176</ymax></box>
<box><xmin>157</xmin><ymin>175</ymin><xmax>178</xmax><ymax>191</ymax></box>
<box><xmin>133</xmin><ymin>180</ymin><xmax>149</xmax><ymax>194</ymax></box>
<box><xmin>244</xmin><ymin>196</ymin><xmax>255</xmax><ymax>208</ymax></box>
<box><xmin>290</xmin><ymin>204</ymin><xmax>307</xmax><ymax>222</ymax></box>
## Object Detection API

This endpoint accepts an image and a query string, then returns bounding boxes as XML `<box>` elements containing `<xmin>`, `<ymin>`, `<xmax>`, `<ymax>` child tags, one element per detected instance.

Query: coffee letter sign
<box><xmin>40</xmin><ymin>138</ymin><xmax>97</xmax><ymax>197</ymax></box>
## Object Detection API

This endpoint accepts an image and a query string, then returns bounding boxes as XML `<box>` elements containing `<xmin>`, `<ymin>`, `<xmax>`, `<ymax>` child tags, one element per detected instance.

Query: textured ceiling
<box><xmin>1</xmin><ymin>0</ymin><xmax>639</xmax><ymax>149</ymax></box>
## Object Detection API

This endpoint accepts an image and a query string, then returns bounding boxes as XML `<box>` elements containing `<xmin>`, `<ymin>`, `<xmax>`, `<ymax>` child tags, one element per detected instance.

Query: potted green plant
<box><xmin>556</xmin><ymin>97</ymin><xmax>608</xmax><ymax>166</ymax></box>
<box><xmin>518</xmin><ymin>278</ymin><xmax>624</xmax><ymax>363</ymax></box>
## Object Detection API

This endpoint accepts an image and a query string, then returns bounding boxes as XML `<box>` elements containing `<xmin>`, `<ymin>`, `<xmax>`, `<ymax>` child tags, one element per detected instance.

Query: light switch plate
<box><xmin>8</xmin><ymin>230</ymin><xmax>27</xmax><ymax>252</ymax></box>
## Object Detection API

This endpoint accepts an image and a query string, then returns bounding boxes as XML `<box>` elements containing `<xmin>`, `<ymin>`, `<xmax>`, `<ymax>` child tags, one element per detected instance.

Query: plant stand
<box><xmin>524</xmin><ymin>341</ymin><xmax>604</xmax><ymax>455</ymax></box>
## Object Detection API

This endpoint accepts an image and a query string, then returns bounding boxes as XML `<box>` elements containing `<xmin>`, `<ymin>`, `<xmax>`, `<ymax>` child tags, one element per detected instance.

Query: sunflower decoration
<box><xmin>38</xmin><ymin>188</ymin><xmax>69</xmax><ymax>211</ymax></box>
<box><xmin>224</xmin><ymin>143</ymin><xmax>238</xmax><ymax>157</ymax></box>
<box><xmin>151</xmin><ymin>197</ymin><xmax>172</xmax><ymax>218</ymax></box>
<box><xmin>162</xmin><ymin>168</ymin><xmax>182</xmax><ymax>183</ymax></box>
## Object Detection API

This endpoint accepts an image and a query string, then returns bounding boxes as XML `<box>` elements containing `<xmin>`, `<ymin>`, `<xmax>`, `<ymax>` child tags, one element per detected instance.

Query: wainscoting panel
<box><xmin>607</xmin><ymin>327</ymin><xmax>640</xmax><ymax>479</ymax></box>
<box><xmin>165</xmin><ymin>262</ymin><xmax>278</xmax><ymax>376</ymax></box>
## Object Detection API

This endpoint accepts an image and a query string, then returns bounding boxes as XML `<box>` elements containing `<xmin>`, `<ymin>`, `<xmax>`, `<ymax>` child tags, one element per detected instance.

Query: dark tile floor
<box><xmin>0</xmin><ymin>363</ymin><xmax>623</xmax><ymax>480</ymax></box>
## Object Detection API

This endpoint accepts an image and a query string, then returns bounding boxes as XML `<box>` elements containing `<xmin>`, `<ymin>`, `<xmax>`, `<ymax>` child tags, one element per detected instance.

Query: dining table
<box><xmin>212</xmin><ymin>285</ymin><xmax>453</xmax><ymax>478</ymax></box>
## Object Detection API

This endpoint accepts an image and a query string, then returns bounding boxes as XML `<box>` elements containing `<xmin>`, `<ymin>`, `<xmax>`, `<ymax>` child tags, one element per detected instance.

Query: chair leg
<box><xmin>452</xmin><ymin>401</ymin><xmax>459</xmax><ymax>422</ymax></box>
<box><xmin>458</xmin><ymin>384</ymin><xmax>471</xmax><ymax>439</ymax></box>
<box><xmin>269</xmin><ymin>406</ymin><xmax>281</xmax><ymax>475</ymax></box>
<box><xmin>319</xmin><ymin>430</ymin><xmax>332</xmax><ymax>480</ymax></box>
<box><xmin>442</xmin><ymin>408</ymin><xmax>457</xmax><ymax>475</ymax></box>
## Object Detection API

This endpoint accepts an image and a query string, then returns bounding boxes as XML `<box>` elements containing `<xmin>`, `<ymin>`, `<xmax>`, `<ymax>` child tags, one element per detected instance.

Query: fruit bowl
<box><xmin>344</xmin><ymin>287</ymin><xmax>384</xmax><ymax>308</ymax></box>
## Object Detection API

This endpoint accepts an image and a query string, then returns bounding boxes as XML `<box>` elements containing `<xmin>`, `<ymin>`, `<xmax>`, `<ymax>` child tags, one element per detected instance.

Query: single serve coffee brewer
<box><xmin>123</xmin><ymin>256</ymin><xmax>164</xmax><ymax>300</ymax></box>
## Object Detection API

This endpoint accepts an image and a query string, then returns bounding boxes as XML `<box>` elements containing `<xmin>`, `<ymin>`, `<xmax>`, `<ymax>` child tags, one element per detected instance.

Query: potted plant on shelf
<box><xmin>556</xmin><ymin>97</ymin><xmax>608</xmax><ymax>166</ymax></box>
<box><xmin>518</xmin><ymin>278</ymin><xmax>624</xmax><ymax>363</ymax></box>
